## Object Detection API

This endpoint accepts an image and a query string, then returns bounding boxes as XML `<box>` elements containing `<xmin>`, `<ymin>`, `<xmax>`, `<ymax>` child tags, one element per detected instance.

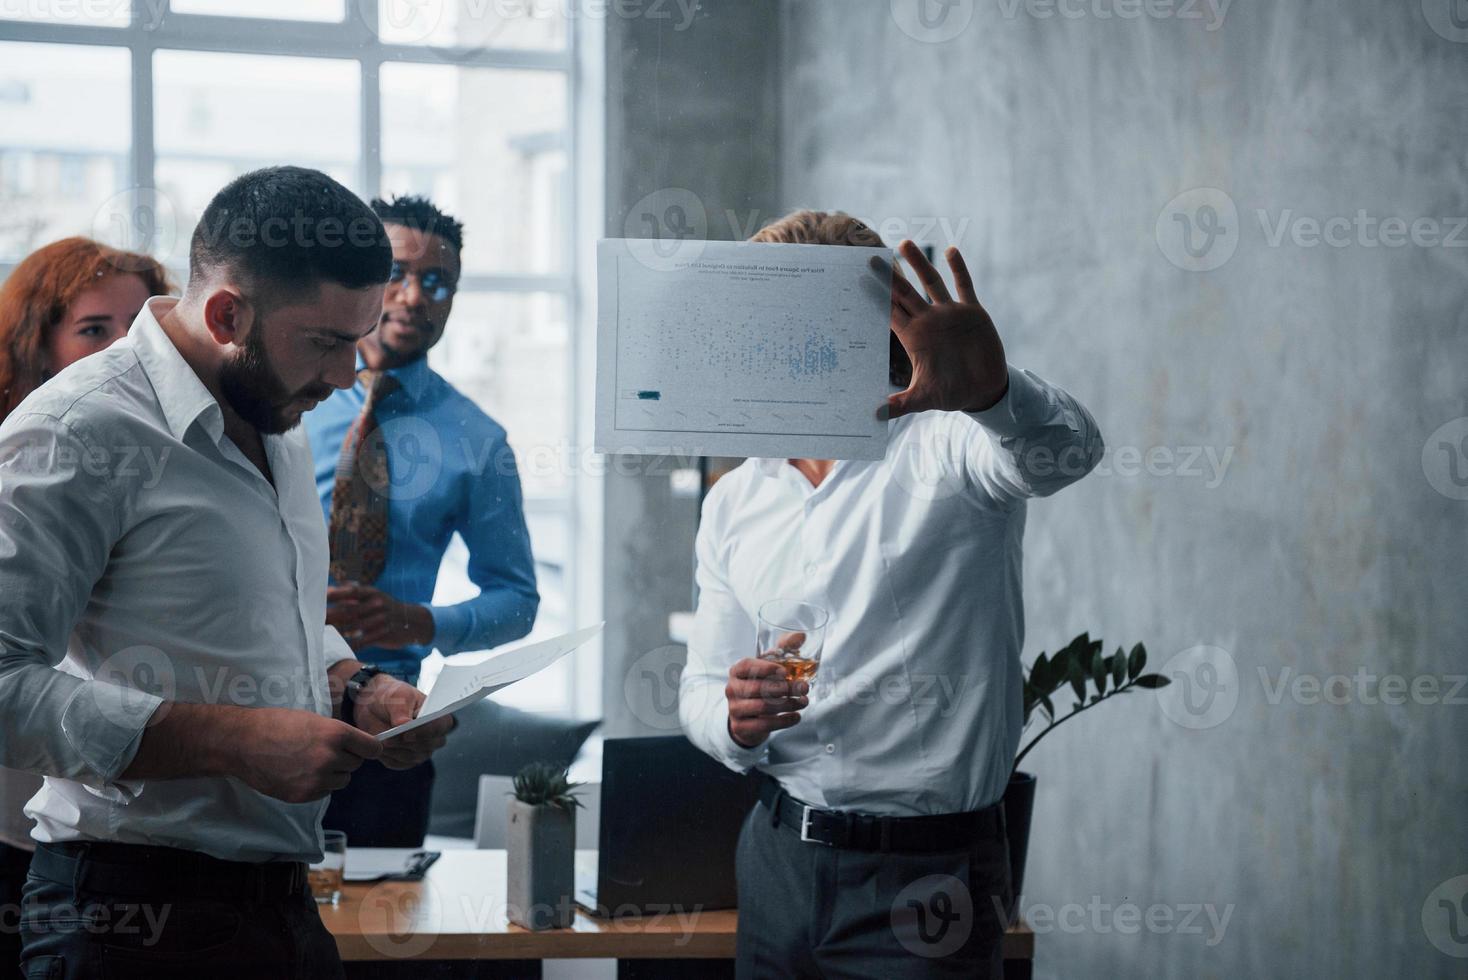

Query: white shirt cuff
<box><xmin>964</xmin><ymin>365</ymin><xmax>1049</xmax><ymax>438</ymax></box>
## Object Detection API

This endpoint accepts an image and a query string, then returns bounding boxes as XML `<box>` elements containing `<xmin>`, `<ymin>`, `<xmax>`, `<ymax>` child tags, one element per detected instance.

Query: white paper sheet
<box><xmin>595</xmin><ymin>239</ymin><xmax>893</xmax><ymax>460</ymax></box>
<box><xmin>342</xmin><ymin>848</ymin><xmax>435</xmax><ymax>881</ymax></box>
<box><xmin>374</xmin><ymin>623</ymin><xmax>604</xmax><ymax>741</ymax></box>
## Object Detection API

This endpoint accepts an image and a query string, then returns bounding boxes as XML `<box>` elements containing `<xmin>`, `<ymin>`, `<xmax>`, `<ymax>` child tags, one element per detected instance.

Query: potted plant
<box><xmin>507</xmin><ymin>762</ymin><xmax>584</xmax><ymax>931</ymax></box>
<box><xmin>1002</xmin><ymin>633</ymin><xmax>1171</xmax><ymax>919</ymax></box>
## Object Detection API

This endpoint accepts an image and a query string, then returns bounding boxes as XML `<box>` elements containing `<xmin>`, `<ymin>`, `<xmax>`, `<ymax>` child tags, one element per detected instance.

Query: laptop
<box><xmin>575</xmin><ymin>735</ymin><xmax>762</xmax><ymax>917</ymax></box>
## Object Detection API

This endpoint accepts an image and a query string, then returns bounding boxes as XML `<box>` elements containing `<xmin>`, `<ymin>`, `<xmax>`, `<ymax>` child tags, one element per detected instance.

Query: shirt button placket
<box><xmin>278</xmin><ymin>511</ymin><xmax>316</xmax><ymax>713</ymax></box>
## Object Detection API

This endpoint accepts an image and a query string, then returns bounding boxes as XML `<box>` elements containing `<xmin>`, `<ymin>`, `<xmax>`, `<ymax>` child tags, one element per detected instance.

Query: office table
<box><xmin>321</xmin><ymin>849</ymin><xmax>1035</xmax><ymax>977</ymax></box>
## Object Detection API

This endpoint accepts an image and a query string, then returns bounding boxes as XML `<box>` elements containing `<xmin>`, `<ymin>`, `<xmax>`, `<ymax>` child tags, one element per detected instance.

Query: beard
<box><xmin>219</xmin><ymin>324</ymin><xmax>333</xmax><ymax>435</ymax></box>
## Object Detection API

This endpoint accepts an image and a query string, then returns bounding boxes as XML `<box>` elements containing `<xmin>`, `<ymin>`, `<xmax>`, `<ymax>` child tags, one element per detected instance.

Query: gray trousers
<box><xmin>734</xmin><ymin>799</ymin><xmax>1012</xmax><ymax>979</ymax></box>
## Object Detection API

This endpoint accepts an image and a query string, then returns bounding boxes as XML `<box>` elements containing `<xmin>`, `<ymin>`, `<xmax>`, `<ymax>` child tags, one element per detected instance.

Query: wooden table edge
<box><xmin>332</xmin><ymin>916</ymin><xmax>1034</xmax><ymax>962</ymax></box>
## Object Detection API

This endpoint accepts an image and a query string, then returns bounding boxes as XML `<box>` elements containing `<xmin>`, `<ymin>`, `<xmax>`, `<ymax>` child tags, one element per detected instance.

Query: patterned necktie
<box><xmin>328</xmin><ymin>369</ymin><xmax>401</xmax><ymax>585</ymax></box>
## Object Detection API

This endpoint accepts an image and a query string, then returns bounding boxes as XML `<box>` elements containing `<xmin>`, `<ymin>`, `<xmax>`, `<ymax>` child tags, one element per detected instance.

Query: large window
<box><xmin>0</xmin><ymin>1</ymin><xmax>599</xmax><ymax>716</ymax></box>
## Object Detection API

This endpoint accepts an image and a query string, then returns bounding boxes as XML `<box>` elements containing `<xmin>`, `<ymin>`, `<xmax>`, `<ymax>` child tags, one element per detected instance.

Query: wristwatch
<box><xmin>342</xmin><ymin>665</ymin><xmax>385</xmax><ymax>726</ymax></box>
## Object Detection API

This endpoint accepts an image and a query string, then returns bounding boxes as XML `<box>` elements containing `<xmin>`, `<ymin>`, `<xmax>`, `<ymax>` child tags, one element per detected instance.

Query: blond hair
<box><xmin>750</xmin><ymin>209</ymin><xmax>886</xmax><ymax>249</ymax></box>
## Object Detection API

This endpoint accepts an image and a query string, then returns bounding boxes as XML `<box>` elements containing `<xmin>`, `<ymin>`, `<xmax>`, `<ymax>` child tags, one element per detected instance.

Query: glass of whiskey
<box><xmin>756</xmin><ymin>599</ymin><xmax>829</xmax><ymax>683</ymax></box>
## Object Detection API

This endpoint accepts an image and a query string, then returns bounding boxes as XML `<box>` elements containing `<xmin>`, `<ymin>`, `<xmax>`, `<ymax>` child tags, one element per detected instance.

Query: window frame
<box><xmin>0</xmin><ymin>0</ymin><xmax>605</xmax><ymax>719</ymax></box>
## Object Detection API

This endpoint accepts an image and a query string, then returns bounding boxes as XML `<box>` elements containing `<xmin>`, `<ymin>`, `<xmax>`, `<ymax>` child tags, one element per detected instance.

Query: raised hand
<box><xmin>876</xmin><ymin>240</ymin><xmax>1009</xmax><ymax>419</ymax></box>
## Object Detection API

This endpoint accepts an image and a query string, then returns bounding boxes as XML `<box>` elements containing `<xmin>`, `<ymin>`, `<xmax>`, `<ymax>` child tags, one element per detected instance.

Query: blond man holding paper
<box><xmin>681</xmin><ymin>211</ymin><xmax>1104</xmax><ymax>979</ymax></box>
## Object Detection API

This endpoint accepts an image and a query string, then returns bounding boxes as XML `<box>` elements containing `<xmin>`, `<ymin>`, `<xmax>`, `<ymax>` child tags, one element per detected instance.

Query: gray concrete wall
<box><xmin>601</xmin><ymin>0</ymin><xmax>784</xmax><ymax>738</ymax></box>
<box><xmin>775</xmin><ymin>1</ymin><xmax>1468</xmax><ymax>977</ymax></box>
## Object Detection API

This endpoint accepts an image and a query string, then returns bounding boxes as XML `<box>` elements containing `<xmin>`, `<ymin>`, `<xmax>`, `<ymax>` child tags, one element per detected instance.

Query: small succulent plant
<box><xmin>1016</xmin><ymin>632</ymin><xmax>1171</xmax><ymax>772</ymax></box>
<box><xmin>511</xmin><ymin>762</ymin><xmax>584</xmax><ymax>813</ymax></box>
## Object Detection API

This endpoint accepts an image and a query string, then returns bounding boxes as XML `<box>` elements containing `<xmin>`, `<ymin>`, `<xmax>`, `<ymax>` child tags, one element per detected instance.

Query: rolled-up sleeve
<box><xmin>959</xmin><ymin>364</ymin><xmax>1105</xmax><ymax>504</ymax></box>
<box><xmin>0</xmin><ymin>414</ymin><xmax>161</xmax><ymax>792</ymax></box>
<box><xmin>679</xmin><ymin>495</ymin><xmax>767</xmax><ymax>774</ymax></box>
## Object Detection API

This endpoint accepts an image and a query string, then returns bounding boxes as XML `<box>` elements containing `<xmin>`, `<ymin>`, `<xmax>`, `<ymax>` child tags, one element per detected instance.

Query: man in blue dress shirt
<box><xmin>305</xmin><ymin>194</ymin><xmax>539</xmax><ymax>846</ymax></box>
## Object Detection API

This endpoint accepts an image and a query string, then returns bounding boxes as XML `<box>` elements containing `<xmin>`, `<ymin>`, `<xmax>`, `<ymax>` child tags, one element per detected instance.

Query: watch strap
<box><xmin>342</xmin><ymin>665</ymin><xmax>384</xmax><ymax>727</ymax></box>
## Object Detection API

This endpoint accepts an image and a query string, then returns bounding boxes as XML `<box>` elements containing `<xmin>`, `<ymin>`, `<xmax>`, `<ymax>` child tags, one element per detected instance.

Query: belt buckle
<box><xmin>799</xmin><ymin>805</ymin><xmax>832</xmax><ymax>846</ymax></box>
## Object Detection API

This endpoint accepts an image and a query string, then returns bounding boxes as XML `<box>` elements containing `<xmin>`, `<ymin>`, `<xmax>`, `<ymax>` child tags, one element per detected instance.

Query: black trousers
<box><xmin>323</xmin><ymin>758</ymin><xmax>435</xmax><ymax>848</ymax></box>
<box><xmin>1</xmin><ymin>842</ymin><xmax>32</xmax><ymax>979</ymax></box>
<box><xmin>18</xmin><ymin>842</ymin><xmax>344</xmax><ymax>980</ymax></box>
<box><xmin>734</xmin><ymin>799</ymin><xmax>1012</xmax><ymax>980</ymax></box>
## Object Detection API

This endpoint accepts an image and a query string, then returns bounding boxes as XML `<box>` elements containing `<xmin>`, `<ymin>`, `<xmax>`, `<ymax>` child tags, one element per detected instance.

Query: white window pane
<box><xmin>0</xmin><ymin>0</ymin><xmax>128</xmax><ymax>27</ymax></box>
<box><xmin>381</xmin><ymin>62</ymin><xmax>567</xmax><ymax>276</ymax></box>
<box><xmin>0</xmin><ymin>41</ymin><xmax>129</xmax><ymax>262</ymax></box>
<box><xmin>169</xmin><ymin>0</ymin><xmax>344</xmax><ymax>21</ymax></box>
<box><xmin>153</xmin><ymin>50</ymin><xmax>360</xmax><ymax>246</ymax></box>
<box><xmin>424</xmin><ymin>516</ymin><xmax>573</xmax><ymax>714</ymax></box>
<box><xmin>378</xmin><ymin>0</ymin><xmax>566</xmax><ymax>50</ymax></box>
<box><xmin>427</xmin><ymin>290</ymin><xmax>570</xmax><ymax>499</ymax></box>
<box><xmin>422</xmin><ymin>293</ymin><xmax>574</xmax><ymax>713</ymax></box>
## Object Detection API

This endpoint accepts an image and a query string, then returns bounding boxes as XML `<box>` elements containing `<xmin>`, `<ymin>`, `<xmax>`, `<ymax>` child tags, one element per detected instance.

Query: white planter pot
<box><xmin>506</xmin><ymin>798</ymin><xmax>576</xmax><ymax>930</ymax></box>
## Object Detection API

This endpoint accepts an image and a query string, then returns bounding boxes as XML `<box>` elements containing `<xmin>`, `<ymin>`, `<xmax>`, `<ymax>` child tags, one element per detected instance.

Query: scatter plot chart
<box><xmin>595</xmin><ymin>240</ymin><xmax>893</xmax><ymax>460</ymax></box>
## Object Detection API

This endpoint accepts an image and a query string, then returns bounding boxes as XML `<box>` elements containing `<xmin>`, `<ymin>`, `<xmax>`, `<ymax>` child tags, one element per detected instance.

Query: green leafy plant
<box><xmin>1016</xmin><ymin>632</ymin><xmax>1171</xmax><ymax>772</ymax></box>
<box><xmin>511</xmin><ymin>762</ymin><xmax>584</xmax><ymax>813</ymax></box>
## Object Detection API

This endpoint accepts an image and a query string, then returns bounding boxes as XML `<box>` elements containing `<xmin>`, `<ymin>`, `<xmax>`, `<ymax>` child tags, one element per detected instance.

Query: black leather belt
<box><xmin>758</xmin><ymin>776</ymin><xmax>1005</xmax><ymax>853</ymax></box>
<box><xmin>31</xmin><ymin>841</ymin><xmax>309</xmax><ymax>903</ymax></box>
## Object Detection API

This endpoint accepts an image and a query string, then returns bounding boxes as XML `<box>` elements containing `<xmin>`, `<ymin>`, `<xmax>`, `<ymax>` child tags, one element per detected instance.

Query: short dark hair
<box><xmin>188</xmin><ymin>166</ymin><xmax>392</xmax><ymax>296</ymax></box>
<box><xmin>370</xmin><ymin>194</ymin><xmax>465</xmax><ymax>255</ymax></box>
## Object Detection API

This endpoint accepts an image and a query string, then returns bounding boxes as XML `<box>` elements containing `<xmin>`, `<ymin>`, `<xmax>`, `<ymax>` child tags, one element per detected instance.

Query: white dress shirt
<box><xmin>680</xmin><ymin>366</ymin><xmax>1103</xmax><ymax>815</ymax></box>
<box><xmin>0</xmin><ymin>298</ymin><xmax>355</xmax><ymax>863</ymax></box>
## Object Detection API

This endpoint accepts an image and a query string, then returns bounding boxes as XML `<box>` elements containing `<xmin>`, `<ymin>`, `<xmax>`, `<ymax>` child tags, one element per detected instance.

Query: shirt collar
<box><xmin>354</xmin><ymin>350</ymin><xmax>432</xmax><ymax>404</ymax></box>
<box><xmin>130</xmin><ymin>297</ymin><xmax>226</xmax><ymax>444</ymax></box>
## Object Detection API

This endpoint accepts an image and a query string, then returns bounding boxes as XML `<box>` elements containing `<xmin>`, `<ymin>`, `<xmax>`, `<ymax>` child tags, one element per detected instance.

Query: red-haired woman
<box><xmin>0</xmin><ymin>236</ymin><xmax>174</xmax><ymax>416</ymax></box>
<box><xmin>0</xmin><ymin>236</ymin><xmax>173</xmax><ymax>973</ymax></box>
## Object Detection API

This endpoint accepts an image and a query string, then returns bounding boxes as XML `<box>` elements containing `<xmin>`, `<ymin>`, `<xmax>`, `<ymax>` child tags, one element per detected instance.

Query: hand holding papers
<box><xmin>595</xmin><ymin>239</ymin><xmax>893</xmax><ymax>460</ymax></box>
<box><xmin>374</xmin><ymin>623</ymin><xmax>604</xmax><ymax>741</ymax></box>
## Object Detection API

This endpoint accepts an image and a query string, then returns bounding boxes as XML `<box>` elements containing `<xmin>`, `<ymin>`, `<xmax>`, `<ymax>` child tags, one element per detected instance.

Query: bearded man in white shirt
<box><xmin>679</xmin><ymin>210</ymin><xmax>1105</xmax><ymax>979</ymax></box>
<box><xmin>0</xmin><ymin>166</ymin><xmax>453</xmax><ymax>979</ymax></box>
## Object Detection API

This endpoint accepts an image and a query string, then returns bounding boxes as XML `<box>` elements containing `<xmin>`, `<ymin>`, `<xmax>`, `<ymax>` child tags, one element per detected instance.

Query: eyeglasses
<box><xmin>387</xmin><ymin>262</ymin><xmax>456</xmax><ymax>303</ymax></box>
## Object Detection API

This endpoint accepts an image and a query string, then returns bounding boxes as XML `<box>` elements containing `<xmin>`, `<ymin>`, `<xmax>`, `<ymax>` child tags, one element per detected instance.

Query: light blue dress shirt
<box><xmin>305</xmin><ymin>355</ymin><xmax>539</xmax><ymax>682</ymax></box>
